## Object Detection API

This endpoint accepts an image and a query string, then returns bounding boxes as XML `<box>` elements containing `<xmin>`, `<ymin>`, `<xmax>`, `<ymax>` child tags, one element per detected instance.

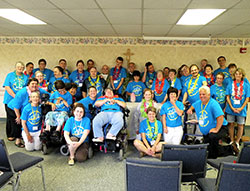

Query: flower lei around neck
<box><xmin>155</xmin><ymin>78</ymin><xmax>165</xmax><ymax>94</ymax></box>
<box><xmin>113</xmin><ymin>66</ymin><xmax>122</xmax><ymax>80</ymax></box>
<box><xmin>233</xmin><ymin>80</ymin><xmax>244</xmax><ymax>100</ymax></box>
<box><xmin>140</xmin><ymin>99</ymin><xmax>153</xmax><ymax>118</ymax></box>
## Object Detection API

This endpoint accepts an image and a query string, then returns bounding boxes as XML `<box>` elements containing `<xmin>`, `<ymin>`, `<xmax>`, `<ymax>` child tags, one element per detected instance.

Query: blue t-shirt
<box><xmin>225</xmin><ymin>81</ymin><xmax>250</xmax><ymax>117</ymax></box>
<box><xmin>179</xmin><ymin>75</ymin><xmax>191</xmax><ymax>101</ymax></box>
<box><xmin>142</xmin><ymin>71</ymin><xmax>157</xmax><ymax>89</ymax></box>
<box><xmin>82</xmin><ymin>76</ymin><xmax>106</xmax><ymax>99</ymax></box>
<box><xmin>192</xmin><ymin>98</ymin><xmax>228</xmax><ymax>135</ymax></box>
<box><xmin>78</xmin><ymin>96</ymin><xmax>96</xmax><ymax>119</ymax></box>
<box><xmin>96</xmin><ymin>96</ymin><xmax>124</xmax><ymax>112</ymax></box>
<box><xmin>33</xmin><ymin>68</ymin><xmax>53</xmax><ymax>82</ymax></box>
<box><xmin>8</xmin><ymin>87</ymin><xmax>49</xmax><ymax>111</ymax></box>
<box><xmin>184</xmin><ymin>75</ymin><xmax>206</xmax><ymax>104</ymax></box>
<box><xmin>210</xmin><ymin>84</ymin><xmax>226</xmax><ymax>110</ymax></box>
<box><xmin>62</xmin><ymin>69</ymin><xmax>71</xmax><ymax>78</ymax></box>
<box><xmin>69</xmin><ymin>70</ymin><xmax>89</xmax><ymax>99</ymax></box>
<box><xmin>160</xmin><ymin>101</ymin><xmax>184</xmax><ymax>127</ymax></box>
<box><xmin>214</xmin><ymin>67</ymin><xmax>230</xmax><ymax>79</ymax></box>
<box><xmin>3</xmin><ymin>72</ymin><xmax>28</xmax><ymax>104</ymax></box>
<box><xmin>223</xmin><ymin>76</ymin><xmax>250</xmax><ymax>89</ymax></box>
<box><xmin>21</xmin><ymin>104</ymin><xmax>42</xmax><ymax>132</ymax></box>
<box><xmin>151</xmin><ymin>79</ymin><xmax>170</xmax><ymax>103</ymax></box>
<box><xmin>49</xmin><ymin>91</ymin><xmax>73</xmax><ymax>112</ymax></box>
<box><xmin>126</xmin><ymin>81</ymin><xmax>146</xmax><ymax>102</ymax></box>
<box><xmin>64</xmin><ymin>116</ymin><xmax>91</xmax><ymax>142</ymax></box>
<box><xmin>139</xmin><ymin>119</ymin><xmax>163</xmax><ymax>143</ymax></box>
<box><xmin>48</xmin><ymin>76</ymin><xmax>70</xmax><ymax>92</ymax></box>
<box><xmin>110</xmin><ymin>67</ymin><xmax>127</xmax><ymax>94</ymax></box>
<box><xmin>169</xmin><ymin>78</ymin><xmax>182</xmax><ymax>90</ymax></box>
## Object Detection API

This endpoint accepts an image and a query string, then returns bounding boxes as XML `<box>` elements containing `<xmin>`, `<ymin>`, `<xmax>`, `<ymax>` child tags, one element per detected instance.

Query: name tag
<box><xmin>114</xmin><ymin>80</ymin><xmax>118</xmax><ymax>84</ymax></box>
<box><xmin>150</xmin><ymin>140</ymin><xmax>155</xmax><ymax>145</ymax></box>
<box><xmin>78</xmin><ymin>83</ymin><xmax>83</xmax><ymax>87</ymax></box>
<box><xmin>234</xmin><ymin>100</ymin><xmax>240</xmax><ymax>105</ymax></box>
<box><xmin>33</xmin><ymin>126</ymin><xmax>38</xmax><ymax>131</ymax></box>
<box><xmin>199</xmin><ymin>120</ymin><xmax>204</xmax><ymax>126</ymax></box>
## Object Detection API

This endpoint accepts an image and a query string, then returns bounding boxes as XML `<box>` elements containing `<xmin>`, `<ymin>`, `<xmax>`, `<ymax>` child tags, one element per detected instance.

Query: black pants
<box><xmin>203</xmin><ymin>126</ymin><xmax>233</xmax><ymax>159</ymax></box>
<box><xmin>5</xmin><ymin>105</ymin><xmax>22</xmax><ymax>138</ymax></box>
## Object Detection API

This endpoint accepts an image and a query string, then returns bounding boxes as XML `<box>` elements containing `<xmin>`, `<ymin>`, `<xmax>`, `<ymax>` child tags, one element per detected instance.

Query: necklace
<box><xmin>113</xmin><ymin>66</ymin><xmax>122</xmax><ymax>80</ymax></box>
<box><xmin>155</xmin><ymin>78</ymin><xmax>165</xmax><ymax>94</ymax></box>
<box><xmin>188</xmin><ymin>74</ymin><xmax>200</xmax><ymax>96</ymax></box>
<box><xmin>233</xmin><ymin>80</ymin><xmax>244</xmax><ymax>100</ymax></box>
<box><xmin>146</xmin><ymin>119</ymin><xmax>158</xmax><ymax>140</ymax></box>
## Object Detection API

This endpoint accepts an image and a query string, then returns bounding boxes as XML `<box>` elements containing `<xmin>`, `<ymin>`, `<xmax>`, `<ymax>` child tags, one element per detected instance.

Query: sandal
<box><xmin>15</xmin><ymin>142</ymin><xmax>25</xmax><ymax>148</ymax></box>
<box><xmin>68</xmin><ymin>158</ymin><xmax>74</xmax><ymax>166</ymax></box>
<box><xmin>8</xmin><ymin>137</ymin><xmax>15</xmax><ymax>141</ymax></box>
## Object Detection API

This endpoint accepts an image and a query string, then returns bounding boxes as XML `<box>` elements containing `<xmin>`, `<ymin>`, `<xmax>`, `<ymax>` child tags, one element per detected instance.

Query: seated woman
<box><xmin>160</xmin><ymin>87</ymin><xmax>184</xmax><ymax>145</ymax></box>
<box><xmin>49</xmin><ymin>66</ymin><xmax>70</xmax><ymax>93</ymax></box>
<box><xmin>134</xmin><ymin>88</ymin><xmax>157</xmax><ymax>139</ymax></box>
<box><xmin>92</xmin><ymin>88</ymin><xmax>126</xmax><ymax>142</ymax></box>
<box><xmin>21</xmin><ymin>91</ymin><xmax>42</xmax><ymax>151</ymax></box>
<box><xmin>64</xmin><ymin>103</ymin><xmax>91</xmax><ymax>166</ymax></box>
<box><xmin>43</xmin><ymin>80</ymin><xmax>73</xmax><ymax>138</ymax></box>
<box><xmin>134</xmin><ymin>107</ymin><xmax>165</xmax><ymax>158</ymax></box>
<box><xmin>78</xmin><ymin>86</ymin><xmax>97</xmax><ymax>120</ymax></box>
<box><xmin>126</xmin><ymin>70</ymin><xmax>146</xmax><ymax>102</ymax></box>
<box><xmin>35</xmin><ymin>71</ymin><xmax>48</xmax><ymax>91</ymax></box>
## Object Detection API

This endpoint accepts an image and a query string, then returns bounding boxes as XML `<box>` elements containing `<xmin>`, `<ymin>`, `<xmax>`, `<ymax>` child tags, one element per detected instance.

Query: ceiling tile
<box><xmin>188</xmin><ymin>0</ymin><xmax>241</xmax><ymax>9</ymax></box>
<box><xmin>210</xmin><ymin>9</ymin><xmax>250</xmax><ymax>25</ymax></box>
<box><xmin>0</xmin><ymin>0</ymin><xmax>15</xmax><ymax>8</ymax></box>
<box><xmin>50</xmin><ymin>0</ymin><xmax>98</xmax><ymax>9</ymax></box>
<box><xmin>113</xmin><ymin>25</ymin><xmax>141</xmax><ymax>34</ymax></box>
<box><xmin>25</xmin><ymin>25</ymin><xmax>69</xmax><ymax>35</ymax></box>
<box><xmin>0</xmin><ymin>24</ymin><xmax>45</xmax><ymax>35</ymax></box>
<box><xmin>84</xmin><ymin>25</ymin><xmax>116</xmax><ymax>36</ymax></box>
<box><xmin>25</xmin><ymin>10</ymin><xmax>77</xmax><ymax>25</ymax></box>
<box><xmin>53</xmin><ymin>24</ymin><xmax>91</xmax><ymax>35</ymax></box>
<box><xmin>144</xmin><ymin>0</ymin><xmax>190</xmax><ymax>9</ymax></box>
<box><xmin>143</xmin><ymin>25</ymin><xmax>172</xmax><ymax>36</ymax></box>
<box><xmin>221</xmin><ymin>25</ymin><xmax>250</xmax><ymax>36</ymax></box>
<box><xmin>168</xmin><ymin>25</ymin><xmax>203</xmax><ymax>36</ymax></box>
<box><xmin>103</xmin><ymin>9</ymin><xmax>141</xmax><ymax>24</ymax></box>
<box><xmin>4</xmin><ymin>0</ymin><xmax>57</xmax><ymax>10</ymax></box>
<box><xmin>234</xmin><ymin>0</ymin><xmax>250</xmax><ymax>8</ymax></box>
<box><xmin>144</xmin><ymin>9</ymin><xmax>183</xmax><ymax>25</ymax></box>
<box><xmin>64</xmin><ymin>9</ymin><xmax>109</xmax><ymax>25</ymax></box>
<box><xmin>97</xmin><ymin>0</ymin><xmax>141</xmax><ymax>9</ymax></box>
<box><xmin>193</xmin><ymin>25</ymin><xmax>235</xmax><ymax>37</ymax></box>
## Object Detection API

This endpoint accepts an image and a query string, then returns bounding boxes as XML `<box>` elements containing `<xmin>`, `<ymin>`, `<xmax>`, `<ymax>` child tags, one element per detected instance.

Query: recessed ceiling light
<box><xmin>177</xmin><ymin>9</ymin><xmax>226</xmax><ymax>25</ymax></box>
<box><xmin>0</xmin><ymin>9</ymin><xmax>46</xmax><ymax>25</ymax></box>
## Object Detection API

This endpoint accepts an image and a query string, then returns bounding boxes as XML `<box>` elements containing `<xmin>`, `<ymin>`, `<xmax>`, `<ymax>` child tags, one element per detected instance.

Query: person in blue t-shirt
<box><xmin>69</xmin><ymin>60</ymin><xmax>89</xmax><ymax>101</ymax></box>
<box><xmin>225</xmin><ymin>68</ymin><xmax>250</xmax><ymax>151</ymax></box>
<box><xmin>82</xmin><ymin>67</ymin><xmax>106</xmax><ymax>99</ymax></box>
<box><xmin>110</xmin><ymin>56</ymin><xmax>127</xmax><ymax>95</ymax></box>
<box><xmin>21</xmin><ymin>92</ymin><xmax>42</xmax><ymax>151</ymax></box>
<box><xmin>187</xmin><ymin>86</ymin><xmax>235</xmax><ymax>158</ymax></box>
<box><xmin>199</xmin><ymin>59</ymin><xmax>208</xmax><ymax>76</ymax></box>
<box><xmin>203</xmin><ymin>64</ymin><xmax>215</xmax><ymax>87</ymax></box>
<box><xmin>168</xmin><ymin>69</ymin><xmax>182</xmax><ymax>99</ymax></box>
<box><xmin>134</xmin><ymin>107</ymin><xmax>165</xmax><ymax>158</ymax></box>
<box><xmin>92</xmin><ymin>88</ymin><xmax>126</xmax><ymax>142</ymax></box>
<box><xmin>78</xmin><ymin>86</ymin><xmax>97</xmax><ymax>120</ymax></box>
<box><xmin>64</xmin><ymin>103</ymin><xmax>91</xmax><ymax>165</ymax></box>
<box><xmin>3</xmin><ymin>61</ymin><xmax>28</xmax><ymax>141</ymax></box>
<box><xmin>214</xmin><ymin>56</ymin><xmax>230</xmax><ymax>79</ymax></box>
<box><xmin>178</xmin><ymin>64</ymin><xmax>191</xmax><ymax>102</ymax></box>
<box><xmin>59</xmin><ymin>58</ymin><xmax>71</xmax><ymax>79</ymax></box>
<box><xmin>49</xmin><ymin>66</ymin><xmax>70</xmax><ymax>92</ymax></box>
<box><xmin>151</xmin><ymin>70</ymin><xmax>170</xmax><ymax>103</ymax></box>
<box><xmin>210</xmin><ymin>72</ymin><xmax>226</xmax><ymax>110</ymax></box>
<box><xmin>43</xmin><ymin>80</ymin><xmax>73</xmax><ymax>138</ymax></box>
<box><xmin>126</xmin><ymin>70</ymin><xmax>146</xmax><ymax>102</ymax></box>
<box><xmin>141</xmin><ymin>62</ymin><xmax>157</xmax><ymax>89</ymax></box>
<box><xmin>33</xmin><ymin>59</ymin><xmax>53</xmax><ymax>83</ymax></box>
<box><xmin>24</xmin><ymin>62</ymin><xmax>34</xmax><ymax>79</ymax></box>
<box><xmin>160</xmin><ymin>87</ymin><xmax>184</xmax><ymax>145</ymax></box>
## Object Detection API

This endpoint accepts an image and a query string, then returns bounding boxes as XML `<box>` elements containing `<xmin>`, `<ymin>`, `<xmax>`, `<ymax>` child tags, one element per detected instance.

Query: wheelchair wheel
<box><xmin>41</xmin><ymin>143</ymin><xmax>48</xmax><ymax>155</ymax></box>
<box><xmin>118</xmin><ymin>149</ymin><xmax>124</xmax><ymax>161</ymax></box>
<box><xmin>88</xmin><ymin>146</ymin><xmax>93</xmax><ymax>159</ymax></box>
<box><xmin>60</xmin><ymin>145</ymin><xmax>69</xmax><ymax>156</ymax></box>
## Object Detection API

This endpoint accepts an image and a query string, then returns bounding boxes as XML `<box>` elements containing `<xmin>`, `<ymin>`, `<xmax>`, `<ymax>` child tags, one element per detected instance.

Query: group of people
<box><xmin>3</xmin><ymin>55</ymin><xmax>250</xmax><ymax>165</ymax></box>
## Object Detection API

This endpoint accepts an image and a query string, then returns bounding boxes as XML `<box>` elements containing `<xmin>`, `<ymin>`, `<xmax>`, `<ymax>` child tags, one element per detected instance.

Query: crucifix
<box><xmin>123</xmin><ymin>48</ymin><xmax>134</xmax><ymax>64</ymax></box>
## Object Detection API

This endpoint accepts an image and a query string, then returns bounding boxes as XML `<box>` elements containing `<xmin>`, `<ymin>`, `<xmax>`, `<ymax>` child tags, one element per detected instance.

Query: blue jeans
<box><xmin>92</xmin><ymin>111</ymin><xmax>124</xmax><ymax>138</ymax></box>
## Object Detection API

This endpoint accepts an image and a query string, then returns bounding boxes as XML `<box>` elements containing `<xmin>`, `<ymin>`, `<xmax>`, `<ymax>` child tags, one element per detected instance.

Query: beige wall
<box><xmin>1</xmin><ymin>37</ymin><xmax>250</xmax><ymax>124</ymax></box>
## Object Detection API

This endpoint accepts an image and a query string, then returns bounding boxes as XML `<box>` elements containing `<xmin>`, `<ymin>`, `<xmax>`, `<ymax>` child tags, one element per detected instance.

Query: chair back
<box><xmin>125</xmin><ymin>158</ymin><xmax>182</xmax><ymax>191</ymax></box>
<box><xmin>216</xmin><ymin>162</ymin><xmax>250</xmax><ymax>191</ymax></box>
<box><xmin>238</xmin><ymin>142</ymin><xmax>250</xmax><ymax>164</ymax></box>
<box><xmin>0</xmin><ymin>139</ymin><xmax>14</xmax><ymax>172</ymax></box>
<box><xmin>161</xmin><ymin>144</ymin><xmax>208</xmax><ymax>182</ymax></box>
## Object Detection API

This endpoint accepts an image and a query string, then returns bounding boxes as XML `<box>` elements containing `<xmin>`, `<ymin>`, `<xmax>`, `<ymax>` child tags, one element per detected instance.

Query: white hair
<box><xmin>199</xmin><ymin>86</ymin><xmax>210</xmax><ymax>94</ymax></box>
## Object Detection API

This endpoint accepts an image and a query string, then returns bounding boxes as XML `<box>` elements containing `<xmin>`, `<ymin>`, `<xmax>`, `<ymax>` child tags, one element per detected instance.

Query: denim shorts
<box><xmin>227</xmin><ymin>114</ymin><xmax>245</xmax><ymax>125</ymax></box>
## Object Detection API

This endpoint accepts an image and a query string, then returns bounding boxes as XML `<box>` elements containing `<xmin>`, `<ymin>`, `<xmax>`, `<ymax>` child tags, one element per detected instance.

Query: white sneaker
<box><xmin>106</xmin><ymin>134</ymin><xmax>116</xmax><ymax>140</ymax></box>
<box><xmin>92</xmin><ymin>138</ymin><xmax>103</xmax><ymax>142</ymax></box>
<box><xmin>229</xmin><ymin>141</ymin><xmax>233</xmax><ymax>145</ymax></box>
<box><xmin>236</xmin><ymin>142</ymin><xmax>240</xmax><ymax>150</ymax></box>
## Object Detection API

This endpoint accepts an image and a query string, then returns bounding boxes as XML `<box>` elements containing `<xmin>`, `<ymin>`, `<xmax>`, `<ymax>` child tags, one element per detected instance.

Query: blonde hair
<box><xmin>232</xmin><ymin>68</ymin><xmax>246</xmax><ymax>80</ymax></box>
<box><xmin>35</xmin><ymin>71</ymin><xmax>44</xmax><ymax>77</ymax></box>
<box><xmin>15</xmin><ymin>61</ymin><xmax>25</xmax><ymax>68</ymax></box>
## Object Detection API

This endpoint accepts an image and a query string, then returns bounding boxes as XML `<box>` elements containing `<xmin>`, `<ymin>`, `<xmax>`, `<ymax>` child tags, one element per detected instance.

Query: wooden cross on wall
<box><xmin>123</xmin><ymin>48</ymin><xmax>134</xmax><ymax>64</ymax></box>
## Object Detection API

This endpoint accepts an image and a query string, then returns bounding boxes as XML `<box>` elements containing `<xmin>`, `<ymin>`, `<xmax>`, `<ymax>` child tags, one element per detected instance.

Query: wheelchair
<box><xmin>39</xmin><ymin>93</ymin><xmax>67</xmax><ymax>155</ymax></box>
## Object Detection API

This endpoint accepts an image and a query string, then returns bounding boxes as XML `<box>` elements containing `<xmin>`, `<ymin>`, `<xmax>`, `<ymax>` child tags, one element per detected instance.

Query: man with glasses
<box><xmin>214</xmin><ymin>56</ymin><xmax>230</xmax><ymax>79</ymax></box>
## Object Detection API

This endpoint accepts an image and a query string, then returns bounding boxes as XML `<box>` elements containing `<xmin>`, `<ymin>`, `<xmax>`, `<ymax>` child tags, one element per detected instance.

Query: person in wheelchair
<box><xmin>64</xmin><ymin>103</ymin><xmax>91</xmax><ymax>166</ymax></box>
<box><xmin>41</xmin><ymin>80</ymin><xmax>73</xmax><ymax>140</ymax></box>
<box><xmin>134</xmin><ymin>106</ymin><xmax>166</xmax><ymax>158</ymax></box>
<box><xmin>92</xmin><ymin>88</ymin><xmax>126</xmax><ymax>142</ymax></box>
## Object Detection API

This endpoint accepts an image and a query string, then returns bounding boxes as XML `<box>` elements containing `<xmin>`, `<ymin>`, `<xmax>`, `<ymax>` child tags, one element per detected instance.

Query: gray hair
<box><xmin>199</xmin><ymin>86</ymin><xmax>210</xmax><ymax>94</ymax></box>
